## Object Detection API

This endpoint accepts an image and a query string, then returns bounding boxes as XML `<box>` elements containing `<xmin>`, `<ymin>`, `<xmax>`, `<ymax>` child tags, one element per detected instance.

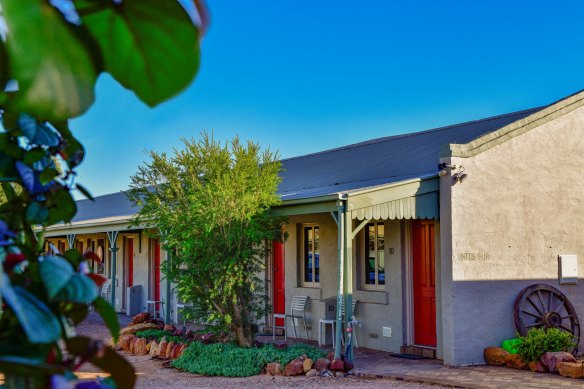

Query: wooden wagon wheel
<box><xmin>514</xmin><ymin>284</ymin><xmax>580</xmax><ymax>342</ymax></box>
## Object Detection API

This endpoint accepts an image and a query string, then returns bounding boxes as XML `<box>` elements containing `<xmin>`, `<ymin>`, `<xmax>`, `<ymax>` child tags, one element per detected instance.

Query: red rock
<box><xmin>557</xmin><ymin>361</ymin><xmax>583</xmax><ymax>379</ymax></box>
<box><xmin>128</xmin><ymin>337</ymin><xmax>139</xmax><ymax>353</ymax></box>
<box><xmin>149</xmin><ymin>341</ymin><xmax>159</xmax><ymax>356</ymax></box>
<box><xmin>134</xmin><ymin>338</ymin><xmax>148</xmax><ymax>356</ymax></box>
<box><xmin>484</xmin><ymin>347</ymin><xmax>509</xmax><ymax>366</ymax></box>
<box><xmin>344</xmin><ymin>360</ymin><xmax>354</xmax><ymax>372</ymax></box>
<box><xmin>163</xmin><ymin>324</ymin><xmax>176</xmax><ymax>332</ymax></box>
<box><xmin>120</xmin><ymin>322</ymin><xmax>160</xmax><ymax>335</ymax></box>
<box><xmin>541</xmin><ymin>351</ymin><xmax>576</xmax><ymax>374</ymax></box>
<box><xmin>505</xmin><ymin>354</ymin><xmax>527</xmax><ymax>370</ymax></box>
<box><xmin>283</xmin><ymin>357</ymin><xmax>305</xmax><ymax>376</ymax></box>
<box><xmin>314</xmin><ymin>358</ymin><xmax>330</xmax><ymax>371</ymax></box>
<box><xmin>306</xmin><ymin>368</ymin><xmax>319</xmax><ymax>377</ymax></box>
<box><xmin>266</xmin><ymin>362</ymin><xmax>282</xmax><ymax>376</ymax></box>
<box><xmin>171</xmin><ymin>344</ymin><xmax>183</xmax><ymax>359</ymax></box>
<box><xmin>326</xmin><ymin>352</ymin><xmax>334</xmax><ymax>362</ymax></box>
<box><xmin>528</xmin><ymin>361</ymin><xmax>547</xmax><ymax>373</ymax></box>
<box><xmin>177</xmin><ymin>344</ymin><xmax>188</xmax><ymax>358</ymax></box>
<box><xmin>164</xmin><ymin>341</ymin><xmax>176</xmax><ymax>359</ymax></box>
<box><xmin>303</xmin><ymin>358</ymin><xmax>313</xmax><ymax>373</ymax></box>
<box><xmin>118</xmin><ymin>334</ymin><xmax>133</xmax><ymax>351</ymax></box>
<box><xmin>131</xmin><ymin>312</ymin><xmax>150</xmax><ymax>325</ymax></box>
<box><xmin>158</xmin><ymin>339</ymin><xmax>168</xmax><ymax>357</ymax></box>
<box><xmin>329</xmin><ymin>359</ymin><xmax>345</xmax><ymax>372</ymax></box>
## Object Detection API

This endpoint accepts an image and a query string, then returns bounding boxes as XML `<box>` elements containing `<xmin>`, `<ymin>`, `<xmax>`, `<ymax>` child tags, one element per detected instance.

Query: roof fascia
<box><xmin>347</xmin><ymin>176</ymin><xmax>439</xmax><ymax>212</ymax></box>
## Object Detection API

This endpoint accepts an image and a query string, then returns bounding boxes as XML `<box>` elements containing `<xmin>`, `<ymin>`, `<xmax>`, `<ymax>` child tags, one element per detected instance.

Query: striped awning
<box><xmin>351</xmin><ymin>191</ymin><xmax>439</xmax><ymax>220</ymax></box>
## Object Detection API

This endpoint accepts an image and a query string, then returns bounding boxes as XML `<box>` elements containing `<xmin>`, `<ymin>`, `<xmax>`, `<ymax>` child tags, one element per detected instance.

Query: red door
<box><xmin>412</xmin><ymin>220</ymin><xmax>436</xmax><ymax>347</ymax></box>
<box><xmin>153</xmin><ymin>239</ymin><xmax>161</xmax><ymax>307</ymax></box>
<box><xmin>273</xmin><ymin>240</ymin><xmax>285</xmax><ymax>326</ymax></box>
<box><xmin>127</xmin><ymin>238</ymin><xmax>134</xmax><ymax>287</ymax></box>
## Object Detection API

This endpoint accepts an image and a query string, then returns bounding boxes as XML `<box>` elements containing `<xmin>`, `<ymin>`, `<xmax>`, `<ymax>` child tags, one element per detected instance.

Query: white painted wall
<box><xmin>282</xmin><ymin>213</ymin><xmax>404</xmax><ymax>352</ymax></box>
<box><xmin>440</xmin><ymin>104</ymin><xmax>584</xmax><ymax>365</ymax></box>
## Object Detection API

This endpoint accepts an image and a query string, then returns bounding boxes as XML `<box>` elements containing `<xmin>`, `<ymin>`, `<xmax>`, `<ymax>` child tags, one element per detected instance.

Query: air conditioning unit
<box><xmin>126</xmin><ymin>285</ymin><xmax>143</xmax><ymax>316</ymax></box>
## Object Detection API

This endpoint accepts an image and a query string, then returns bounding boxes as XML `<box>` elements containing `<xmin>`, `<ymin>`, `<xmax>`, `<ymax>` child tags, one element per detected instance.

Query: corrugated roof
<box><xmin>279</xmin><ymin>107</ymin><xmax>542</xmax><ymax>200</ymax></box>
<box><xmin>72</xmin><ymin>106</ymin><xmax>543</xmax><ymax>222</ymax></box>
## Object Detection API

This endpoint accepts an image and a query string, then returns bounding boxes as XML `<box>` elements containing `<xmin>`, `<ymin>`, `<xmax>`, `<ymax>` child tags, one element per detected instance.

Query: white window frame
<box><xmin>362</xmin><ymin>221</ymin><xmax>385</xmax><ymax>290</ymax></box>
<box><xmin>301</xmin><ymin>223</ymin><xmax>320</xmax><ymax>287</ymax></box>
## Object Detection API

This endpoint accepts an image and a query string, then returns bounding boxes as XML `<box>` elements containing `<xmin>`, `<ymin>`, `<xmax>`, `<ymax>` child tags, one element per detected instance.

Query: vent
<box><xmin>369</xmin><ymin>333</ymin><xmax>379</xmax><ymax>339</ymax></box>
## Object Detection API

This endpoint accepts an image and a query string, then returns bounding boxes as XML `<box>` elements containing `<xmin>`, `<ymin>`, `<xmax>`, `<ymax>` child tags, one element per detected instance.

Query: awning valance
<box><xmin>350</xmin><ymin>191</ymin><xmax>439</xmax><ymax>220</ymax></box>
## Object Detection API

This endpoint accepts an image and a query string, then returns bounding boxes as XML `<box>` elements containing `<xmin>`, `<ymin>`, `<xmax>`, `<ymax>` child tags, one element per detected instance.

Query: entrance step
<box><xmin>399</xmin><ymin>345</ymin><xmax>436</xmax><ymax>359</ymax></box>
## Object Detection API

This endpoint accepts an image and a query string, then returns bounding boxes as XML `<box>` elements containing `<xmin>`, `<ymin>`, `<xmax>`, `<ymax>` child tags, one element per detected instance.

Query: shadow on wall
<box><xmin>450</xmin><ymin>278</ymin><xmax>584</xmax><ymax>366</ymax></box>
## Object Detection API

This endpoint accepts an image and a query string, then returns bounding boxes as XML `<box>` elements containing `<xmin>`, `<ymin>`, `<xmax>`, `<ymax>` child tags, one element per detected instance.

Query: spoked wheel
<box><xmin>514</xmin><ymin>284</ymin><xmax>580</xmax><ymax>343</ymax></box>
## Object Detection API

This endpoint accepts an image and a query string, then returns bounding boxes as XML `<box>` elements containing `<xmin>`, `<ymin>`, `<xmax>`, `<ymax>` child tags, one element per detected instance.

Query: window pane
<box><xmin>377</xmin><ymin>223</ymin><xmax>384</xmax><ymax>250</ymax></box>
<box><xmin>304</xmin><ymin>227</ymin><xmax>312</xmax><ymax>283</ymax></box>
<box><xmin>378</xmin><ymin>250</ymin><xmax>385</xmax><ymax>285</ymax></box>
<box><xmin>314</xmin><ymin>227</ymin><xmax>320</xmax><ymax>283</ymax></box>
<box><xmin>366</xmin><ymin>224</ymin><xmax>375</xmax><ymax>285</ymax></box>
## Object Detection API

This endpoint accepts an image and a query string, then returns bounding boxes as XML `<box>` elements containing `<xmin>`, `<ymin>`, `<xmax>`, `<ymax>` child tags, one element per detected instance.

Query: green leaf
<box><xmin>63</xmin><ymin>248</ymin><xmax>84</xmax><ymax>267</ymax></box>
<box><xmin>66</xmin><ymin>337</ymin><xmax>136</xmax><ymax>389</ymax></box>
<box><xmin>56</xmin><ymin>274</ymin><xmax>98</xmax><ymax>303</ymax></box>
<box><xmin>76</xmin><ymin>183</ymin><xmax>94</xmax><ymax>201</ymax></box>
<box><xmin>62</xmin><ymin>302</ymin><xmax>89</xmax><ymax>325</ymax></box>
<box><xmin>94</xmin><ymin>297</ymin><xmax>120</xmax><ymax>342</ymax></box>
<box><xmin>74</xmin><ymin>0</ymin><xmax>200</xmax><ymax>106</ymax></box>
<box><xmin>23</xmin><ymin>148</ymin><xmax>46</xmax><ymax>165</ymax></box>
<box><xmin>1</xmin><ymin>0</ymin><xmax>99</xmax><ymax>120</ymax></box>
<box><xmin>39</xmin><ymin>168</ymin><xmax>58</xmax><ymax>185</ymax></box>
<box><xmin>0</xmin><ymin>38</ymin><xmax>9</xmax><ymax>91</ymax></box>
<box><xmin>25</xmin><ymin>201</ymin><xmax>49</xmax><ymax>224</ymax></box>
<box><xmin>0</xmin><ymin>273</ymin><xmax>62</xmax><ymax>343</ymax></box>
<box><xmin>47</xmin><ymin>188</ymin><xmax>77</xmax><ymax>224</ymax></box>
<box><xmin>39</xmin><ymin>256</ymin><xmax>74</xmax><ymax>299</ymax></box>
<box><xmin>0</xmin><ymin>356</ymin><xmax>65</xmax><ymax>376</ymax></box>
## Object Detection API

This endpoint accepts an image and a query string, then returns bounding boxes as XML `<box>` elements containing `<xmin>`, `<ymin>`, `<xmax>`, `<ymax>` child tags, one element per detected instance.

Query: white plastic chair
<box><xmin>286</xmin><ymin>296</ymin><xmax>310</xmax><ymax>341</ymax></box>
<box><xmin>146</xmin><ymin>290</ymin><xmax>166</xmax><ymax>321</ymax></box>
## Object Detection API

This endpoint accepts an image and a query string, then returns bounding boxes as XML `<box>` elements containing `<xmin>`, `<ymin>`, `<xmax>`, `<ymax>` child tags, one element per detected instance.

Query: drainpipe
<box><xmin>334</xmin><ymin>199</ymin><xmax>346</xmax><ymax>360</ymax></box>
<box><xmin>107</xmin><ymin>231</ymin><xmax>119</xmax><ymax>310</ymax></box>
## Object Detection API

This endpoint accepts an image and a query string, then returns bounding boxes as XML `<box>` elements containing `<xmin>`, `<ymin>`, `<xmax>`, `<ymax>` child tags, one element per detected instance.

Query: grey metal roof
<box><xmin>278</xmin><ymin>107</ymin><xmax>543</xmax><ymax>200</ymax></box>
<box><xmin>73</xmin><ymin>106</ymin><xmax>543</xmax><ymax>222</ymax></box>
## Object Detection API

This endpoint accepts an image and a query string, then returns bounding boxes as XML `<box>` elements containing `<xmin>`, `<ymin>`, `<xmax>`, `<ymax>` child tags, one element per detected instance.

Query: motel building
<box><xmin>45</xmin><ymin>90</ymin><xmax>584</xmax><ymax>366</ymax></box>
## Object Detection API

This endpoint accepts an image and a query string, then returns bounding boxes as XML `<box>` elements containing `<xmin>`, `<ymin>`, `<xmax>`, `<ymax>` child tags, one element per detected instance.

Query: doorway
<box><xmin>412</xmin><ymin>220</ymin><xmax>436</xmax><ymax>347</ymax></box>
<box><xmin>273</xmin><ymin>240</ymin><xmax>285</xmax><ymax>327</ymax></box>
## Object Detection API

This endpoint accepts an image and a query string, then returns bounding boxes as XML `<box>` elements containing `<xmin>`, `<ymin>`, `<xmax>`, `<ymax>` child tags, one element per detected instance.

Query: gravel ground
<box><xmin>75</xmin><ymin>314</ymin><xmax>449</xmax><ymax>389</ymax></box>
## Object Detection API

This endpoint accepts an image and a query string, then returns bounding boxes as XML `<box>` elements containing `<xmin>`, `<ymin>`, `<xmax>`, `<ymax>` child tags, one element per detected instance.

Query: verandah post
<box><xmin>334</xmin><ymin>199</ymin><xmax>345</xmax><ymax>360</ymax></box>
<box><xmin>107</xmin><ymin>231</ymin><xmax>119</xmax><ymax>310</ymax></box>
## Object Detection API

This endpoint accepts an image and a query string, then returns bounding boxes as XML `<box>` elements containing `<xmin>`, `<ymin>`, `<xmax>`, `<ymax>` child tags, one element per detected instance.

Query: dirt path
<box><xmin>75</xmin><ymin>313</ymin><xmax>450</xmax><ymax>389</ymax></box>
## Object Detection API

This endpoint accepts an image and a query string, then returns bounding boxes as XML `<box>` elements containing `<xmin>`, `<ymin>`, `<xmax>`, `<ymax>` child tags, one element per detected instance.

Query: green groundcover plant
<box><xmin>172</xmin><ymin>342</ymin><xmax>327</xmax><ymax>377</ymax></box>
<box><xmin>517</xmin><ymin>327</ymin><xmax>577</xmax><ymax>363</ymax></box>
<box><xmin>135</xmin><ymin>330</ymin><xmax>186</xmax><ymax>344</ymax></box>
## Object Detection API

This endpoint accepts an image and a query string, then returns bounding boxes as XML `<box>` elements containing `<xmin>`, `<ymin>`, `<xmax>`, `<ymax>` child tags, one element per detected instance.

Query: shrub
<box><xmin>517</xmin><ymin>328</ymin><xmax>577</xmax><ymax>362</ymax></box>
<box><xmin>135</xmin><ymin>329</ymin><xmax>185</xmax><ymax>344</ymax></box>
<box><xmin>172</xmin><ymin>342</ymin><xmax>326</xmax><ymax>377</ymax></box>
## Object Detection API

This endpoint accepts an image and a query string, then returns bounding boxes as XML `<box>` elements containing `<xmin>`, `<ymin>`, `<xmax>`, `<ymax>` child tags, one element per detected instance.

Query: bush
<box><xmin>172</xmin><ymin>342</ymin><xmax>327</xmax><ymax>377</ymax></box>
<box><xmin>517</xmin><ymin>328</ymin><xmax>577</xmax><ymax>362</ymax></box>
<box><xmin>135</xmin><ymin>329</ymin><xmax>185</xmax><ymax>344</ymax></box>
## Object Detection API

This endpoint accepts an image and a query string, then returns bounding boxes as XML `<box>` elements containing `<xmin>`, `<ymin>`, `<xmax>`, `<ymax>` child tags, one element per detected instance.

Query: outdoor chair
<box><xmin>174</xmin><ymin>302</ymin><xmax>193</xmax><ymax>328</ymax></box>
<box><xmin>90</xmin><ymin>281</ymin><xmax>111</xmax><ymax>311</ymax></box>
<box><xmin>273</xmin><ymin>295</ymin><xmax>310</xmax><ymax>341</ymax></box>
<box><xmin>146</xmin><ymin>290</ymin><xmax>166</xmax><ymax>321</ymax></box>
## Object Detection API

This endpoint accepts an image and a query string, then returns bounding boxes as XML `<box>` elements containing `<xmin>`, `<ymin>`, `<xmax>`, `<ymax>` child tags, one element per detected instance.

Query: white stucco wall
<box><xmin>282</xmin><ymin>213</ymin><xmax>404</xmax><ymax>352</ymax></box>
<box><xmin>440</xmin><ymin>104</ymin><xmax>584</xmax><ymax>365</ymax></box>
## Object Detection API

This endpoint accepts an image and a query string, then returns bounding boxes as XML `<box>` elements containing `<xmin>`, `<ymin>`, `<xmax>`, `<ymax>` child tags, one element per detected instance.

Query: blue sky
<box><xmin>71</xmin><ymin>0</ymin><xmax>584</xmax><ymax>197</ymax></box>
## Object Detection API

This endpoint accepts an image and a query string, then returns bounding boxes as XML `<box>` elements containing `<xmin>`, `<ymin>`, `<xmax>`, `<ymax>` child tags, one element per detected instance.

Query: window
<box><xmin>363</xmin><ymin>222</ymin><xmax>385</xmax><ymax>289</ymax></box>
<box><xmin>302</xmin><ymin>225</ymin><xmax>319</xmax><ymax>286</ymax></box>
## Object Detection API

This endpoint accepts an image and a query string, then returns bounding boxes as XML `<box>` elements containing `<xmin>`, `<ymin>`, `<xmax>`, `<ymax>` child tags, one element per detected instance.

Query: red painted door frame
<box><xmin>153</xmin><ymin>239</ymin><xmax>161</xmax><ymax>309</ymax></box>
<box><xmin>273</xmin><ymin>240</ymin><xmax>285</xmax><ymax>326</ymax></box>
<box><xmin>412</xmin><ymin>220</ymin><xmax>436</xmax><ymax>347</ymax></box>
<box><xmin>127</xmin><ymin>238</ymin><xmax>134</xmax><ymax>288</ymax></box>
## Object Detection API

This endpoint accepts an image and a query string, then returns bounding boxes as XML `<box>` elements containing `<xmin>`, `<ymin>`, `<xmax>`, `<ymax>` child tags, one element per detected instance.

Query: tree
<box><xmin>0</xmin><ymin>1</ymin><xmax>204</xmax><ymax>388</ymax></box>
<box><xmin>127</xmin><ymin>134</ymin><xmax>286</xmax><ymax>347</ymax></box>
